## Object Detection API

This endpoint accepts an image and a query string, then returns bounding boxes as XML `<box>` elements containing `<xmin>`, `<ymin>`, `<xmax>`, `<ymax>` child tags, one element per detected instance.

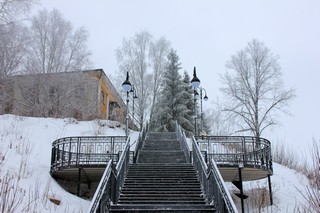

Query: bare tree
<box><xmin>149</xmin><ymin>37</ymin><xmax>170</xmax><ymax>124</ymax></box>
<box><xmin>206</xmin><ymin>108</ymin><xmax>235</xmax><ymax>136</ymax></box>
<box><xmin>116</xmin><ymin>31</ymin><xmax>171</xmax><ymax>129</ymax></box>
<box><xmin>24</xmin><ymin>9</ymin><xmax>91</xmax><ymax>74</ymax></box>
<box><xmin>0</xmin><ymin>23</ymin><xmax>30</xmax><ymax>114</ymax></box>
<box><xmin>0</xmin><ymin>24</ymin><xmax>29</xmax><ymax>77</ymax></box>
<box><xmin>0</xmin><ymin>0</ymin><xmax>37</xmax><ymax>77</ymax></box>
<box><xmin>220</xmin><ymin>39</ymin><xmax>295</xmax><ymax>138</ymax></box>
<box><xmin>14</xmin><ymin>72</ymin><xmax>97</xmax><ymax>119</ymax></box>
<box><xmin>0</xmin><ymin>0</ymin><xmax>37</xmax><ymax>25</ymax></box>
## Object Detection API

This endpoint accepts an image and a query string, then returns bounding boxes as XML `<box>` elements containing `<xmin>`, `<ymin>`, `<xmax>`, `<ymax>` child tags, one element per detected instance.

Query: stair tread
<box><xmin>111</xmin><ymin>132</ymin><xmax>214</xmax><ymax>211</ymax></box>
<box><xmin>119</xmin><ymin>194</ymin><xmax>204</xmax><ymax>197</ymax></box>
<box><xmin>111</xmin><ymin>204</ymin><xmax>215</xmax><ymax>210</ymax></box>
<box><xmin>117</xmin><ymin>201</ymin><xmax>206</xmax><ymax>204</ymax></box>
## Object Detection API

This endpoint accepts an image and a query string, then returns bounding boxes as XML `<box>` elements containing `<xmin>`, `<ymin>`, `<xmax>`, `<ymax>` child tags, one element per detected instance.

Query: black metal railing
<box><xmin>195</xmin><ymin>136</ymin><xmax>272</xmax><ymax>171</ymax></box>
<box><xmin>114</xmin><ymin>138</ymin><xmax>131</xmax><ymax>202</ymax></box>
<box><xmin>175</xmin><ymin>121</ymin><xmax>191</xmax><ymax>163</ymax></box>
<box><xmin>192</xmin><ymin>137</ymin><xmax>238</xmax><ymax>213</ymax></box>
<box><xmin>87</xmin><ymin>160</ymin><xmax>113</xmax><ymax>213</ymax></box>
<box><xmin>50</xmin><ymin>136</ymin><xmax>127</xmax><ymax>172</ymax></box>
<box><xmin>87</xmin><ymin>137</ymin><xmax>131</xmax><ymax>213</ymax></box>
<box><xmin>133</xmin><ymin>122</ymin><xmax>148</xmax><ymax>163</ymax></box>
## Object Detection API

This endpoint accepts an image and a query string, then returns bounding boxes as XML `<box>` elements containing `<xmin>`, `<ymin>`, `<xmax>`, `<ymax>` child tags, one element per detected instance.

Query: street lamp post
<box><xmin>122</xmin><ymin>72</ymin><xmax>132</xmax><ymax>136</ymax></box>
<box><xmin>191</xmin><ymin>66</ymin><xmax>200</xmax><ymax>136</ymax></box>
<box><xmin>129</xmin><ymin>85</ymin><xmax>138</xmax><ymax>125</ymax></box>
<box><xmin>194</xmin><ymin>89</ymin><xmax>199</xmax><ymax>136</ymax></box>
<box><xmin>199</xmin><ymin>87</ymin><xmax>208</xmax><ymax>134</ymax></box>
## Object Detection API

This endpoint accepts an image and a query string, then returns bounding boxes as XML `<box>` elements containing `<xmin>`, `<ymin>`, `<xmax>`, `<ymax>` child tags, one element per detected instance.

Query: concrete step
<box><xmin>146</xmin><ymin>132</ymin><xmax>177</xmax><ymax>140</ymax></box>
<box><xmin>117</xmin><ymin>200</ymin><xmax>206</xmax><ymax>205</ymax></box>
<box><xmin>118</xmin><ymin>193</ymin><xmax>204</xmax><ymax>198</ymax></box>
<box><xmin>137</xmin><ymin>151</ymin><xmax>187</xmax><ymax>163</ymax></box>
<box><xmin>124</xmin><ymin>179</ymin><xmax>199</xmax><ymax>184</ymax></box>
<box><xmin>110</xmin><ymin>132</ymin><xmax>216</xmax><ymax>212</ymax></box>
<box><xmin>142</xmin><ymin>140</ymin><xmax>181</xmax><ymax>150</ymax></box>
<box><xmin>111</xmin><ymin>204</ymin><xmax>216</xmax><ymax>212</ymax></box>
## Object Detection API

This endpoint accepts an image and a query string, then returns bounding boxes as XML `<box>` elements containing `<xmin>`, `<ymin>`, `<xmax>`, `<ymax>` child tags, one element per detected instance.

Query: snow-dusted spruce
<box><xmin>151</xmin><ymin>49</ymin><xmax>194</xmax><ymax>135</ymax></box>
<box><xmin>219</xmin><ymin>39</ymin><xmax>295</xmax><ymax>138</ymax></box>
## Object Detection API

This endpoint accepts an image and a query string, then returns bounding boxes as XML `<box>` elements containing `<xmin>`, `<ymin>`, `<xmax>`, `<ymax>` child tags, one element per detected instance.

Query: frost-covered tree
<box><xmin>180</xmin><ymin>71</ymin><xmax>196</xmax><ymax>135</ymax></box>
<box><xmin>0</xmin><ymin>0</ymin><xmax>37</xmax><ymax>25</ymax></box>
<box><xmin>206</xmin><ymin>108</ymin><xmax>235</xmax><ymax>136</ymax></box>
<box><xmin>116</xmin><ymin>31</ymin><xmax>170</xmax><ymax>129</ymax></box>
<box><xmin>24</xmin><ymin>9</ymin><xmax>91</xmax><ymax>74</ymax></box>
<box><xmin>0</xmin><ymin>24</ymin><xmax>28</xmax><ymax>77</ymax></box>
<box><xmin>220</xmin><ymin>39</ymin><xmax>295</xmax><ymax>138</ymax></box>
<box><xmin>116</xmin><ymin>31</ymin><xmax>152</xmax><ymax>130</ymax></box>
<box><xmin>149</xmin><ymin>37</ymin><xmax>170</xmax><ymax>124</ymax></box>
<box><xmin>151</xmin><ymin>49</ymin><xmax>194</xmax><ymax>134</ymax></box>
<box><xmin>0</xmin><ymin>0</ymin><xmax>36</xmax><ymax>77</ymax></box>
<box><xmin>0</xmin><ymin>0</ymin><xmax>36</xmax><ymax>113</ymax></box>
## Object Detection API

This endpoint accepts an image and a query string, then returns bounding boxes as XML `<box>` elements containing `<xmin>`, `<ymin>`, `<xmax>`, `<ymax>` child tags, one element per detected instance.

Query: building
<box><xmin>0</xmin><ymin>69</ymin><xmax>126</xmax><ymax>122</ymax></box>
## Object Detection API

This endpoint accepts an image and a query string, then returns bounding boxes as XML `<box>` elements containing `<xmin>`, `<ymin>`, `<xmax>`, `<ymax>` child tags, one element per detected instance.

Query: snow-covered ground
<box><xmin>0</xmin><ymin>114</ymin><xmax>311</xmax><ymax>212</ymax></box>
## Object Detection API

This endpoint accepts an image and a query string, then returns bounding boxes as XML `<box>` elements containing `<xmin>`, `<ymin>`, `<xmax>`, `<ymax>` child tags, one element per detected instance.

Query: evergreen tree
<box><xmin>151</xmin><ymin>49</ymin><xmax>194</xmax><ymax>134</ymax></box>
<box><xmin>180</xmin><ymin>71</ymin><xmax>195</xmax><ymax>136</ymax></box>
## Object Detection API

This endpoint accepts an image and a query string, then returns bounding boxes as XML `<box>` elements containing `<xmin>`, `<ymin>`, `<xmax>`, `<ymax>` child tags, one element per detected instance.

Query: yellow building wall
<box><xmin>100</xmin><ymin>80</ymin><xmax>109</xmax><ymax>118</ymax></box>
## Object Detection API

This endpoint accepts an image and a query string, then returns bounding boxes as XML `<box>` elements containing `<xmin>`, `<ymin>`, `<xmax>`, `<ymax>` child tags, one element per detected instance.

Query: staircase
<box><xmin>111</xmin><ymin>132</ymin><xmax>215</xmax><ymax>212</ymax></box>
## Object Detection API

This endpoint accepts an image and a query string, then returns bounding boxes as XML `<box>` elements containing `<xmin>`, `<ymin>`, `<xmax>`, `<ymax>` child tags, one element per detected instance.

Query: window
<box><xmin>101</xmin><ymin>91</ymin><xmax>105</xmax><ymax>105</ymax></box>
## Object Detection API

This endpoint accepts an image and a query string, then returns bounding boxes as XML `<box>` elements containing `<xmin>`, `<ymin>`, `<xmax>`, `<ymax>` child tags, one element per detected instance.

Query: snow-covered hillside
<box><xmin>0</xmin><ymin>115</ymin><xmax>310</xmax><ymax>212</ymax></box>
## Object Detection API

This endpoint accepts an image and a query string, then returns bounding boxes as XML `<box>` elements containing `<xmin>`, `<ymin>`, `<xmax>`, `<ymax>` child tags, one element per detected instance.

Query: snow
<box><xmin>0</xmin><ymin>114</ymin><xmax>311</xmax><ymax>212</ymax></box>
<box><xmin>229</xmin><ymin>163</ymin><xmax>310</xmax><ymax>212</ymax></box>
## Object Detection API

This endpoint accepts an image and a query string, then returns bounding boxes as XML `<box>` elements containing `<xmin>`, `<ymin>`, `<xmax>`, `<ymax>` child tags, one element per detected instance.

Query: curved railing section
<box><xmin>192</xmin><ymin>137</ymin><xmax>238</xmax><ymax>213</ymax></box>
<box><xmin>51</xmin><ymin>136</ymin><xmax>127</xmax><ymax>172</ymax></box>
<box><xmin>195</xmin><ymin>136</ymin><xmax>272</xmax><ymax>171</ymax></box>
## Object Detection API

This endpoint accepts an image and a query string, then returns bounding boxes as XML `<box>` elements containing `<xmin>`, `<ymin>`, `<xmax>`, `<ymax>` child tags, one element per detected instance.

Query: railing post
<box><xmin>238</xmin><ymin>165</ymin><xmax>245</xmax><ymax>213</ymax></box>
<box><xmin>77</xmin><ymin>137</ymin><xmax>80</xmax><ymax>166</ymax></box>
<box><xmin>111</xmin><ymin>162</ymin><xmax>117</xmax><ymax>204</ymax></box>
<box><xmin>62</xmin><ymin>143</ymin><xmax>65</xmax><ymax>167</ymax></box>
<box><xmin>242</xmin><ymin>137</ymin><xmax>246</xmax><ymax>166</ymax></box>
<box><xmin>268</xmin><ymin>174</ymin><xmax>273</xmax><ymax>205</ymax></box>
<box><xmin>51</xmin><ymin>146</ymin><xmax>56</xmax><ymax>170</ymax></box>
<box><xmin>111</xmin><ymin>137</ymin><xmax>115</xmax><ymax>157</ymax></box>
<box><xmin>77</xmin><ymin>167</ymin><xmax>82</xmax><ymax>196</ymax></box>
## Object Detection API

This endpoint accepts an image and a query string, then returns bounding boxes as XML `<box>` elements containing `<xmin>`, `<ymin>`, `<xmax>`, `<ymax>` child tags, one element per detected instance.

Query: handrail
<box><xmin>87</xmin><ymin>160</ymin><xmax>113</xmax><ymax>213</ymax></box>
<box><xmin>133</xmin><ymin>122</ymin><xmax>148</xmax><ymax>163</ymax></box>
<box><xmin>192</xmin><ymin>136</ymin><xmax>238</xmax><ymax>213</ymax></box>
<box><xmin>50</xmin><ymin>136</ymin><xmax>127</xmax><ymax>172</ymax></box>
<box><xmin>114</xmin><ymin>137</ymin><xmax>131</xmax><ymax>202</ymax></box>
<box><xmin>87</xmin><ymin>137</ymin><xmax>131</xmax><ymax>213</ymax></box>
<box><xmin>175</xmin><ymin>121</ymin><xmax>191</xmax><ymax>163</ymax></box>
<box><xmin>196</xmin><ymin>136</ymin><xmax>272</xmax><ymax>172</ymax></box>
<box><xmin>208</xmin><ymin>158</ymin><xmax>238</xmax><ymax>213</ymax></box>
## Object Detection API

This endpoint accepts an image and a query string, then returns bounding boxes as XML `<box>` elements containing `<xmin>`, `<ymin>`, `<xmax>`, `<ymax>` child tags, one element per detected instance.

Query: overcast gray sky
<box><xmin>40</xmin><ymin>0</ymin><xmax>320</xmax><ymax>155</ymax></box>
